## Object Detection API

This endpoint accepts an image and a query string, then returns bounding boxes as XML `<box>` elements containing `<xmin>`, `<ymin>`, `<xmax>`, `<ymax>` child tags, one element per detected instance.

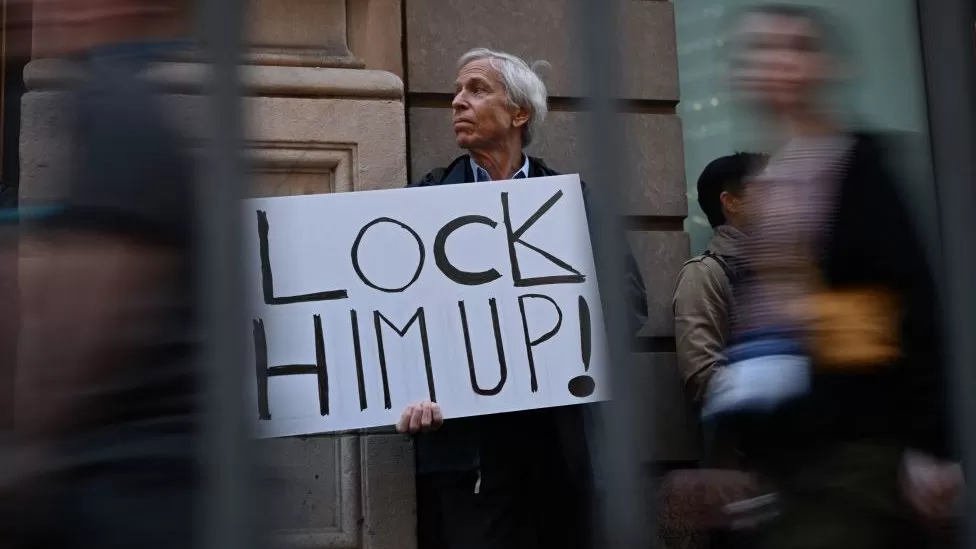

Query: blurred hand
<box><xmin>396</xmin><ymin>401</ymin><xmax>443</xmax><ymax>434</ymax></box>
<box><xmin>901</xmin><ymin>449</ymin><xmax>964</xmax><ymax>524</ymax></box>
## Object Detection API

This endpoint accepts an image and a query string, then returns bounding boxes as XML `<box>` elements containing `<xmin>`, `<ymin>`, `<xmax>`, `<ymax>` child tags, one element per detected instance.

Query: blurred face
<box><xmin>452</xmin><ymin>58</ymin><xmax>529</xmax><ymax>151</ymax></box>
<box><xmin>728</xmin><ymin>12</ymin><xmax>830</xmax><ymax>113</ymax></box>
<box><xmin>30</xmin><ymin>0</ymin><xmax>113</xmax><ymax>56</ymax></box>
<box><xmin>29</xmin><ymin>0</ymin><xmax>183</xmax><ymax>57</ymax></box>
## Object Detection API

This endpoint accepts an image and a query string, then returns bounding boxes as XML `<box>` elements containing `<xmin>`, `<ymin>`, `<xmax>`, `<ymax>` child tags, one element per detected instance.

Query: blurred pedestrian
<box><xmin>704</xmin><ymin>5</ymin><xmax>960</xmax><ymax>549</ymax></box>
<box><xmin>1</xmin><ymin>2</ymin><xmax>200</xmax><ymax>549</ymax></box>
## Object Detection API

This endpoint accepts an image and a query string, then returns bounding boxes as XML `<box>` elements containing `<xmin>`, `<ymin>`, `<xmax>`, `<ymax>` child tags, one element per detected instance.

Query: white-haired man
<box><xmin>397</xmin><ymin>48</ymin><xmax>648</xmax><ymax>549</ymax></box>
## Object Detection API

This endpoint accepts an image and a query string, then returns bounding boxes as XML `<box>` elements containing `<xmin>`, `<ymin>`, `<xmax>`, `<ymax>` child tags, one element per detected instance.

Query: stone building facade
<box><xmin>15</xmin><ymin>1</ymin><xmax>695</xmax><ymax>547</ymax></box>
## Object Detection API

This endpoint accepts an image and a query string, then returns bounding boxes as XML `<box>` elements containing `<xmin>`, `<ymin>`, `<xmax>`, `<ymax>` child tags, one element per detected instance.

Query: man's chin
<box><xmin>455</xmin><ymin>135</ymin><xmax>476</xmax><ymax>150</ymax></box>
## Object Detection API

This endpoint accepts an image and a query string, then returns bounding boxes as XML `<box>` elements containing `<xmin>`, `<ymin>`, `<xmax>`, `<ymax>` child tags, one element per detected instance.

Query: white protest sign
<box><xmin>243</xmin><ymin>174</ymin><xmax>610</xmax><ymax>438</ymax></box>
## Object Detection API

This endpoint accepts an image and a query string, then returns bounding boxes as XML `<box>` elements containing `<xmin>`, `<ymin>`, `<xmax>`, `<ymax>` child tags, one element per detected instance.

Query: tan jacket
<box><xmin>672</xmin><ymin>225</ymin><xmax>745</xmax><ymax>404</ymax></box>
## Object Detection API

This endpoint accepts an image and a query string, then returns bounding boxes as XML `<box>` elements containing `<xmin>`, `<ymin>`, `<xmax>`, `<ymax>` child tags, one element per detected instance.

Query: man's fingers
<box><xmin>905</xmin><ymin>485</ymin><xmax>937</xmax><ymax>519</ymax></box>
<box><xmin>901</xmin><ymin>455</ymin><xmax>966</xmax><ymax>523</ymax></box>
<box><xmin>396</xmin><ymin>402</ymin><xmax>445</xmax><ymax>434</ymax></box>
<box><xmin>396</xmin><ymin>405</ymin><xmax>414</xmax><ymax>433</ymax></box>
<box><xmin>409</xmin><ymin>405</ymin><xmax>423</xmax><ymax>432</ymax></box>
<box><xmin>906</xmin><ymin>480</ymin><xmax>957</xmax><ymax>522</ymax></box>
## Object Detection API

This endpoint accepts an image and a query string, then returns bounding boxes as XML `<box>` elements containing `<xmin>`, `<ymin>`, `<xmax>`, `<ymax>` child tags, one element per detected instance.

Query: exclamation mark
<box><xmin>568</xmin><ymin>296</ymin><xmax>596</xmax><ymax>398</ymax></box>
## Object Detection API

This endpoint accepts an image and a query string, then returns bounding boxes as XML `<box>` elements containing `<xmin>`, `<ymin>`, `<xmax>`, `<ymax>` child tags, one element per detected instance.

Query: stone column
<box><xmin>18</xmin><ymin>2</ymin><xmax>416</xmax><ymax>549</ymax></box>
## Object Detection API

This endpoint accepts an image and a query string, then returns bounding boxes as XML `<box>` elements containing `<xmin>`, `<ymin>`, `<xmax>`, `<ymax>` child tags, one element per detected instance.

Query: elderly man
<box><xmin>398</xmin><ymin>48</ymin><xmax>648</xmax><ymax>549</ymax></box>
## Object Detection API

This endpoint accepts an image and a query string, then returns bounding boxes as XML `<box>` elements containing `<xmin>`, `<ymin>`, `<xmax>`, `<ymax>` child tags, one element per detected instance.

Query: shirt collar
<box><xmin>471</xmin><ymin>155</ymin><xmax>530</xmax><ymax>182</ymax></box>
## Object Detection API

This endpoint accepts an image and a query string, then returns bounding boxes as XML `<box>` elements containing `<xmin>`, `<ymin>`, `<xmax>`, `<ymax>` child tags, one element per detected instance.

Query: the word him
<box><xmin>252</xmin><ymin>294</ymin><xmax>595</xmax><ymax>420</ymax></box>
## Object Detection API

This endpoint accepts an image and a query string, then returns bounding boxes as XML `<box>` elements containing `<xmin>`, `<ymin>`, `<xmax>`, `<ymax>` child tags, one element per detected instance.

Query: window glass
<box><xmin>675</xmin><ymin>0</ymin><xmax>935</xmax><ymax>253</ymax></box>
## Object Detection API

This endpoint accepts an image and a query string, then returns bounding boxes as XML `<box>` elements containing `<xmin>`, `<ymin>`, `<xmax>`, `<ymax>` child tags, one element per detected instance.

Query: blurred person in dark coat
<box><xmin>0</xmin><ymin>2</ymin><xmax>200</xmax><ymax>549</ymax></box>
<box><xmin>395</xmin><ymin>48</ymin><xmax>648</xmax><ymax>549</ymax></box>
<box><xmin>702</xmin><ymin>5</ymin><xmax>962</xmax><ymax>549</ymax></box>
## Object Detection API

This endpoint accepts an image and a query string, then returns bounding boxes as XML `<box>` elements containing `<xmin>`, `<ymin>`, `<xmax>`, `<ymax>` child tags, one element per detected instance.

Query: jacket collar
<box><xmin>438</xmin><ymin>154</ymin><xmax>560</xmax><ymax>185</ymax></box>
<box><xmin>470</xmin><ymin>155</ymin><xmax>530</xmax><ymax>182</ymax></box>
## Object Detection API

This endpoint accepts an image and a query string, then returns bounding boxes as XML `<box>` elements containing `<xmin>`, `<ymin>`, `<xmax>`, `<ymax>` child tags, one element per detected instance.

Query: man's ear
<box><xmin>719</xmin><ymin>190</ymin><xmax>737</xmax><ymax>212</ymax></box>
<box><xmin>511</xmin><ymin>106</ymin><xmax>531</xmax><ymax>129</ymax></box>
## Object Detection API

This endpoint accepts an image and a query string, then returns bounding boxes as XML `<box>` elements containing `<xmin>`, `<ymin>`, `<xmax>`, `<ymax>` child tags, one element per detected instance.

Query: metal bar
<box><xmin>197</xmin><ymin>0</ymin><xmax>253</xmax><ymax>548</ymax></box>
<box><xmin>916</xmin><ymin>1</ymin><xmax>976</xmax><ymax>548</ymax></box>
<box><xmin>574</xmin><ymin>0</ymin><xmax>654</xmax><ymax>547</ymax></box>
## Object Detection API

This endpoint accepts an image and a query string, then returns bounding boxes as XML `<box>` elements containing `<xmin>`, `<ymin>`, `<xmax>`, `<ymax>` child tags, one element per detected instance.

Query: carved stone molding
<box><xmin>244</xmin><ymin>0</ymin><xmax>363</xmax><ymax>68</ymax></box>
<box><xmin>247</xmin><ymin>141</ymin><xmax>357</xmax><ymax>197</ymax></box>
<box><xmin>22</xmin><ymin>60</ymin><xmax>403</xmax><ymax>100</ymax></box>
<box><xmin>246</xmin><ymin>0</ymin><xmax>404</xmax><ymax>73</ymax></box>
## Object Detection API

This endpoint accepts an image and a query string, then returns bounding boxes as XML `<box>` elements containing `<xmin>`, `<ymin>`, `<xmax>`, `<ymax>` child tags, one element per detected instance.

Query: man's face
<box><xmin>452</xmin><ymin>59</ymin><xmax>526</xmax><ymax>150</ymax></box>
<box><xmin>720</xmin><ymin>188</ymin><xmax>747</xmax><ymax>227</ymax></box>
<box><xmin>728</xmin><ymin>13</ymin><xmax>829</xmax><ymax>112</ymax></box>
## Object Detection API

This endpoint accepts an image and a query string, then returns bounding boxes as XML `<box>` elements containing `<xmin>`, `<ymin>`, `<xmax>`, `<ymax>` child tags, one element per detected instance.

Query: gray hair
<box><xmin>457</xmin><ymin>48</ymin><xmax>550</xmax><ymax>147</ymax></box>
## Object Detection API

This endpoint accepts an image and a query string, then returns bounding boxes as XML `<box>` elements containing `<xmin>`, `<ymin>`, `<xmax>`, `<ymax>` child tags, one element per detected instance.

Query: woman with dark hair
<box><xmin>704</xmin><ymin>5</ymin><xmax>962</xmax><ymax>549</ymax></box>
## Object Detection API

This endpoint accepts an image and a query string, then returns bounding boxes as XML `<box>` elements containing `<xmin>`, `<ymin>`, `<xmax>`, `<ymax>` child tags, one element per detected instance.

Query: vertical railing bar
<box><xmin>916</xmin><ymin>1</ymin><xmax>976</xmax><ymax>549</ymax></box>
<box><xmin>575</xmin><ymin>0</ymin><xmax>654</xmax><ymax>547</ymax></box>
<box><xmin>197</xmin><ymin>0</ymin><xmax>252</xmax><ymax>548</ymax></box>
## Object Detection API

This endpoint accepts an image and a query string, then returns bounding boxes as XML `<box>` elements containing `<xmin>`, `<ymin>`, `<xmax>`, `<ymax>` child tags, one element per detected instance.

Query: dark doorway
<box><xmin>0</xmin><ymin>0</ymin><xmax>30</xmax><ymax>432</ymax></box>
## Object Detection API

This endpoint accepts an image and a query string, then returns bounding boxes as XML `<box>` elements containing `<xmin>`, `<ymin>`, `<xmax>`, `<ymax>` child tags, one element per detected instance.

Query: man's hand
<box><xmin>901</xmin><ymin>449</ymin><xmax>964</xmax><ymax>524</ymax></box>
<box><xmin>396</xmin><ymin>401</ymin><xmax>443</xmax><ymax>434</ymax></box>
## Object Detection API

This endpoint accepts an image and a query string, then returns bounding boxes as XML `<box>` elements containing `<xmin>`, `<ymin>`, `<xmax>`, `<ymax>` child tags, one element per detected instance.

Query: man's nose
<box><xmin>452</xmin><ymin>91</ymin><xmax>467</xmax><ymax>111</ymax></box>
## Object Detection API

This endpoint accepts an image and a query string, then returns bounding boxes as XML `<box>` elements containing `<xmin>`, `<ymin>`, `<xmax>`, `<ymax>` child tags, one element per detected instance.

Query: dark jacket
<box><xmin>408</xmin><ymin>154</ymin><xmax>649</xmax><ymax>479</ymax></box>
<box><xmin>745</xmin><ymin>132</ymin><xmax>949</xmax><ymax>465</ymax></box>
